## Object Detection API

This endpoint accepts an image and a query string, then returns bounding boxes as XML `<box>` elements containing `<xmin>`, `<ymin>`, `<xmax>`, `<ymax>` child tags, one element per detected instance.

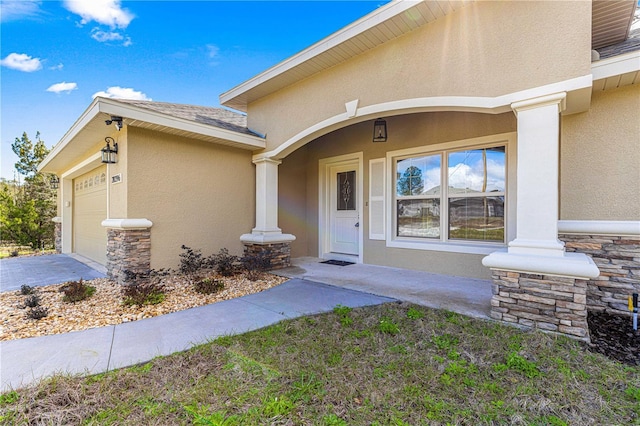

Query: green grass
<box><xmin>1</xmin><ymin>303</ymin><xmax>638</xmax><ymax>425</ymax></box>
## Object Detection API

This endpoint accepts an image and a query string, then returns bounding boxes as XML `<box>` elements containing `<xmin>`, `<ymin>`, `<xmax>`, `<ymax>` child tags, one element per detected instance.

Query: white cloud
<box><xmin>49</xmin><ymin>63</ymin><xmax>64</xmax><ymax>71</ymax></box>
<box><xmin>91</xmin><ymin>28</ymin><xmax>123</xmax><ymax>42</ymax></box>
<box><xmin>123</xmin><ymin>37</ymin><xmax>132</xmax><ymax>47</ymax></box>
<box><xmin>0</xmin><ymin>53</ymin><xmax>42</xmax><ymax>72</ymax></box>
<box><xmin>0</xmin><ymin>0</ymin><xmax>42</xmax><ymax>23</ymax></box>
<box><xmin>207</xmin><ymin>44</ymin><xmax>220</xmax><ymax>59</ymax></box>
<box><xmin>64</xmin><ymin>0</ymin><xmax>134</xmax><ymax>29</ymax></box>
<box><xmin>92</xmin><ymin>86</ymin><xmax>151</xmax><ymax>101</ymax></box>
<box><xmin>46</xmin><ymin>82</ymin><xmax>78</xmax><ymax>94</ymax></box>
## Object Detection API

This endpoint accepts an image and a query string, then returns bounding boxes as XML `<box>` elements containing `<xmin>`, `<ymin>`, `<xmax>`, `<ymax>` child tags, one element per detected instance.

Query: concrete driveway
<box><xmin>0</xmin><ymin>254</ymin><xmax>106</xmax><ymax>292</ymax></box>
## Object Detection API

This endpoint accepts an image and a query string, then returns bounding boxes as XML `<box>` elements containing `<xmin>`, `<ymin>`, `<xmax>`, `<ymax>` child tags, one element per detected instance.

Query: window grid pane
<box><xmin>397</xmin><ymin>199</ymin><xmax>440</xmax><ymax>238</ymax></box>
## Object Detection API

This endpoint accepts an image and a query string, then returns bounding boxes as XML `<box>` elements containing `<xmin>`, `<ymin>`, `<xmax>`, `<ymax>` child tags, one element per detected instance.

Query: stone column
<box><xmin>241</xmin><ymin>157</ymin><xmax>295</xmax><ymax>268</ymax></box>
<box><xmin>483</xmin><ymin>93</ymin><xmax>599</xmax><ymax>340</ymax></box>
<box><xmin>52</xmin><ymin>217</ymin><xmax>62</xmax><ymax>254</ymax></box>
<box><xmin>102</xmin><ymin>219</ymin><xmax>153</xmax><ymax>285</ymax></box>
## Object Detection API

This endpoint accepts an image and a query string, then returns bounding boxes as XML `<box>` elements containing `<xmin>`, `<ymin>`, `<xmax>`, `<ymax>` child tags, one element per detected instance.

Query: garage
<box><xmin>73</xmin><ymin>166</ymin><xmax>108</xmax><ymax>265</ymax></box>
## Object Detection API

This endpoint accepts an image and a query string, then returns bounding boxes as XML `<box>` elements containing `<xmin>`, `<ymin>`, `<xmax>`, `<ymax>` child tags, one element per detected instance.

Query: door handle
<box><xmin>355</xmin><ymin>222</ymin><xmax>359</xmax><ymax>228</ymax></box>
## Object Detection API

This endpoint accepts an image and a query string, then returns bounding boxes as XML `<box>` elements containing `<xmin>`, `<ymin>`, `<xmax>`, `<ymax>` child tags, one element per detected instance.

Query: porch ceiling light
<box><xmin>50</xmin><ymin>175</ymin><xmax>59</xmax><ymax>189</ymax></box>
<box><xmin>101</xmin><ymin>137</ymin><xmax>118</xmax><ymax>164</ymax></box>
<box><xmin>373</xmin><ymin>118</ymin><xmax>387</xmax><ymax>142</ymax></box>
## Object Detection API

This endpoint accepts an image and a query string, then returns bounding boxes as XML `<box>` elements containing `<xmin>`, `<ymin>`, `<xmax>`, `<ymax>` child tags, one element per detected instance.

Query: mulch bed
<box><xmin>587</xmin><ymin>311</ymin><xmax>640</xmax><ymax>366</ymax></box>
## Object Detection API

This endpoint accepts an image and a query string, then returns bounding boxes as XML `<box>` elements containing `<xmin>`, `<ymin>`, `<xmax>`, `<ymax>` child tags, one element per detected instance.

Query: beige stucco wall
<box><xmin>279</xmin><ymin>111</ymin><xmax>516</xmax><ymax>279</ymax></box>
<box><xmin>249</xmin><ymin>0</ymin><xmax>590</xmax><ymax>152</ymax></box>
<box><xmin>560</xmin><ymin>83</ymin><xmax>640</xmax><ymax>220</ymax></box>
<box><xmin>106</xmin><ymin>129</ymin><xmax>128</xmax><ymax>219</ymax></box>
<box><xmin>126</xmin><ymin>127</ymin><xmax>255</xmax><ymax>270</ymax></box>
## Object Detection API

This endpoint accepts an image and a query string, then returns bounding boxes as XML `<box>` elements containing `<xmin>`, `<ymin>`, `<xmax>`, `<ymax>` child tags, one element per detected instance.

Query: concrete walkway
<box><xmin>275</xmin><ymin>257</ymin><xmax>493</xmax><ymax>320</ymax></box>
<box><xmin>0</xmin><ymin>255</ymin><xmax>493</xmax><ymax>392</ymax></box>
<box><xmin>0</xmin><ymin>254</ymin><xmax>106</xmax><ymax>292</ymax></box>
<box><xmin>1</xmin><ymin>279</ymin><xmax>394</xmax><ymax>392</ymax></box>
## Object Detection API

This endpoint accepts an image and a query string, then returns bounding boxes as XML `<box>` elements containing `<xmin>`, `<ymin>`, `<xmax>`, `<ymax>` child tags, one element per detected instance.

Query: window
<box><xmin>393</xmin><ymin>144</ymin><xmax>506</xmax><ymax>244</ymax></box>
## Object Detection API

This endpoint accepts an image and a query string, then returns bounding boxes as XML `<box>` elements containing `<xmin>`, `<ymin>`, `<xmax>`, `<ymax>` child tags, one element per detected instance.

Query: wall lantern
<box><xmin>50</xmin><ymin>175</ymin><xmax>59</xmax><ymax>189</ymax></box>
<box><xmin>373</xmin><ymin>118</ymin><xmax>387</xmax><ymax>142</ymax></box>
<box><xmin>101</xmin><ymin>137</ymin><xmax>118</xmax><ymax>164</ymax></box>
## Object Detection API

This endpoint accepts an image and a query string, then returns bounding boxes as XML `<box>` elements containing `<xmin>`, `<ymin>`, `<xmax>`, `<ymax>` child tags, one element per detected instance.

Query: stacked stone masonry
<box><xmin>490</xmin><ymin>271</ymin><xmax>589</xmax><ymax>340</ymax></box>
<box><xmin>242</xmin><ymin>242</ymin><xmax>291</xmax><ymax>269</ymax></box>
<box><xmin>54</xmin><ymin>222</ymin><xmax>62</xmax><ymax>254</ymax></box>
<box><xmin>106</xmin><ymin>228</ymin><xmax>151</xmax><ymax>285</ymax></box>
<box><xmin>560</xmin><ymin>234</ymin><xmax>640</xmax><ymax>317</ymax></box>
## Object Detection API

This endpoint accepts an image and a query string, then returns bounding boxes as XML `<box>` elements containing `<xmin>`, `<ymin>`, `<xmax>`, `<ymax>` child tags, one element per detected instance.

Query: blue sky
<box><xmin>1</xmin><ymin>0</ymin><xmax>388</xmax><ymax>180</ymax></box>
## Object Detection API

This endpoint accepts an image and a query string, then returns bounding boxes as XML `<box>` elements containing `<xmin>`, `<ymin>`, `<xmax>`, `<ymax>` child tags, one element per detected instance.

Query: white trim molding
<box><xmin>52</xmin><ymin>216</ymin><xmax>62</xmax><ymax>223</ymax></box>
<box><xmin>558</xmin><ymin>220</ymin><xmax>640</xmax><ymax>237</ymax></box>
<box><xmin>101</xmin><ymin>218</ymin><xmax>153</xmax><ymax>229</ymax></box>
<box><xmin>482</xmin><ymin>250</ymin><xmax>600</xmax><ymax>280</ymax></box>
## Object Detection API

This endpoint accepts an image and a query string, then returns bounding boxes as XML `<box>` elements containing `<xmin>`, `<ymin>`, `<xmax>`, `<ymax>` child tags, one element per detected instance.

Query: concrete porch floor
<box><xmin>273</xmin><ymin>257</ymin><xmax>493</xmax><ymax>320</ymax></box>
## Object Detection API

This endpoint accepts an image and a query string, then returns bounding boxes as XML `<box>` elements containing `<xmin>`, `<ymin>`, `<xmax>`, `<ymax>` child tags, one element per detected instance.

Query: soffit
<box><xmin>39</xmin><ymin>98</ymin><xmax>266</xmax><ymax>175</ymax></box>
<box><xmin>220</xmin><ymin>0</ymin><xmax>473</xmax><ymax>112</ymax></box>
<box><xmin>592</xmin><ymin>0</ymin><xmax>637</xmax><ymax>49</ymax></box>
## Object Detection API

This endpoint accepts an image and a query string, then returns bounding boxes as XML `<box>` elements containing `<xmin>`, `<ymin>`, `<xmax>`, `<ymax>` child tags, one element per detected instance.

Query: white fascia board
<box><xmin>592</xmin><ymin>51</ymin><xmax>640</xmax><ymax>81</ymax></box>
<box><xmin>219</xmin><ymin>0</ymin><xmax>422</xmax><ymax>107</ymax></box>
<box><xmin>97</xmin><ymin>98</ymin><xmax>265</xmax><ymax>149</ymax></box>
<box><xmin>38</xmin><ymin>98</ymin><xmax>102</xmax><ymax>172</ymax></box>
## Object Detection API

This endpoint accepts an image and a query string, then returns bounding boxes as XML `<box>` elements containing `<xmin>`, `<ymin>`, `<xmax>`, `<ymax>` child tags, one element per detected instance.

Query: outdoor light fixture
<box><xmin>105</xmin><ymin>116</ymin><xmax>123</xmax><ymax>131</ymax></box>
<box><xmin>101</xmin><ymin>137</ymin><xmax>118</xmax><ymax>164</ymax></box>
<box><xmin>373</xmin><ymin>118</ymin><xmax>387</xmax><ymax>142</ymax></box>
<box><xmin>50</xmin><ymin>175</ymin><xmax>59</xmax><ymax>189</ymax></box>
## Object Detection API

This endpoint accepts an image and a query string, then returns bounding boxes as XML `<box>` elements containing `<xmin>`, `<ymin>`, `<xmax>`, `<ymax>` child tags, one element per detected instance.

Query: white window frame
<box><xmin>385</xmin><ymin>132</ymin><xmax>516</xmax><ymax>255</ymax></box>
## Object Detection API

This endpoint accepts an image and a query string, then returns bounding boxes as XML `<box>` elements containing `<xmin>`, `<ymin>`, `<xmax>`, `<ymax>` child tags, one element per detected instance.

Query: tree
<box><xmin>0</xmin><ymin>132</ymin><xmax>56</xmax><ymax>249</ymax></box>
<box><xmin>397</xmin><ymin>166</ymin><xmax>424</xmax><ymax>196</ymax></box>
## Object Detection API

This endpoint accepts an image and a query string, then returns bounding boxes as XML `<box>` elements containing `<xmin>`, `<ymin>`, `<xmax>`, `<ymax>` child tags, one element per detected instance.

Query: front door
<box><xmin>329</xmin><ymin>164</ymin><xmax>359</xmax><ymax>256</ymax></box>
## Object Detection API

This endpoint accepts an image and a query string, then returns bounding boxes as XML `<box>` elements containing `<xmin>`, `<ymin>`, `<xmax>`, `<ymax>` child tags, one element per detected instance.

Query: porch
<box><xmin>273</xmin><ymin>257</ymin><xmax>493</xmax><ymax>320</ymax></box>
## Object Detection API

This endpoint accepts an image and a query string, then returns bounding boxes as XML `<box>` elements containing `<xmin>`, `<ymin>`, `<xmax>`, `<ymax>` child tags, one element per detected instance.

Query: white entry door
<box><xmin>329</xmin><ymin>164</ymin><xmax>359</xmax><ymax>255</ymax></box>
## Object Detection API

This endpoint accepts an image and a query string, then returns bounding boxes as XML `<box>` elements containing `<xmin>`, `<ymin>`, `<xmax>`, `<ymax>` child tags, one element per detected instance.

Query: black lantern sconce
<box><xmin>50</xmin><ymin>175</ymin><xmax>59</xmax><ymax>189</ymax></box>
<box><xmin>373</xmin><ymin>118</ymin><xmax>387</xmax><ymax>142</ymax></box>
<box><xmin>101</xmin><ymin>137</ymin><xmax>118</xmax><ymax>164</ymax></box>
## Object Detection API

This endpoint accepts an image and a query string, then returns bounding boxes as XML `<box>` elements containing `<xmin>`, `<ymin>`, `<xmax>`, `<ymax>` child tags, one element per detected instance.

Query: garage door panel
<box><xmin>73</xmin><ymin>166</ymin><xmax>107</xmax><ymax>265</ymax></box>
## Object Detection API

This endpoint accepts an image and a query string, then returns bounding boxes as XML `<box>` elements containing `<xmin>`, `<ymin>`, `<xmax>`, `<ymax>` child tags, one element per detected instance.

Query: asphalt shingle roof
<box><xmin>115</xmin><ymin>99</ymin><xmax>259</xmax><ymax>137</ymax></box>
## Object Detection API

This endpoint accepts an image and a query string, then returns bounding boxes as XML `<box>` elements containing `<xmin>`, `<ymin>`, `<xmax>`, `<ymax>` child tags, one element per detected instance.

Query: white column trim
<box><xmin>558</xmin><ymin>220</ymin><xmax>640</xmax><ymax>236</ymax></box>
<box><xmin>101</xmin><ymin>218</ymin><xmax>153</xmax><ymax>229</ymax></box>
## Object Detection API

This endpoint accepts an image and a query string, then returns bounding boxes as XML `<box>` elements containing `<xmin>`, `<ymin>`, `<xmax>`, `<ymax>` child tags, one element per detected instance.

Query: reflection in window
<box><xmin>394</xmin><ymin>145</ymin><xmax>506</xmax><ymax>243</ymax></box>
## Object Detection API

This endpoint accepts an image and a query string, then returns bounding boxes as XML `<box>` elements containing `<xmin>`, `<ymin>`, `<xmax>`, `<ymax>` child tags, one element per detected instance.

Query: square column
<box><xmin>241</xmin><ymin>157</ymin><xmax>295</xmax><ymax>267</ymax></box>
<box><xmin>483</xmin><ymin>93</ymin><xmax>598</xmax><ymax>340</ymax></box>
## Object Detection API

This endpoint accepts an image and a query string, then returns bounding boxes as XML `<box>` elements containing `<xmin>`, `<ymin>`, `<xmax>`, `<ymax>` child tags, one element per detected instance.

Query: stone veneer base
<box><xmin>560</xmin><ymin>234</ymin><xmax>639</xmax><ymax>317</ymax></box>
<box><xmin>106</xmin><ymin>228</ymin><xmax>151</xmax><ymax>285</ymax></box>
<box><xmin>242</xmin><ymin>242</ymin><xmax>291</xmax><ymax>269</ymax></box>
<box><xmin>490</xmin><ymin>270</ymin><xmax>590</xmax><ymax>341</ymax></box>
<box><xmin>54</xmin><ymin>222</ymin><xmax>62</xmax><ymax>254</ymax></box>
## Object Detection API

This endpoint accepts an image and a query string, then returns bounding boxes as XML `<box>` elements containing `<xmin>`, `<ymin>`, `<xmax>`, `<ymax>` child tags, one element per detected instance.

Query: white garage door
<box><xmin>73</xmin><ymin>166</ymin><xmax>108</xmax><ymax>265</ymax></box>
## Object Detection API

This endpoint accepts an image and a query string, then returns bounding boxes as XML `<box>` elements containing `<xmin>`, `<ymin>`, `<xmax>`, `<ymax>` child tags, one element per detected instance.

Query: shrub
<box><xmin>179</xmin><ymin>245</ymin><xmax>207</xmax><ymax>276</ymax></box>
<box><xmin>122</xmin><ymin>281</ymin><xmax>165</xmax><ymax>306</ymax></box>
<box><xmin>9</xmin><ymin>249</ymin><xmax>19</xmax><ymax>257</ymax></box>
<box><xmin>26</xmin><ymin>306</ymin><xmax>48</xmax><ymax>320</ymax></box>
<box><xmin>60</xmin><ymin>279</ymin><xmax>96</xmax><ymax>303</ymax></box>
<box><xmin>20</xmin><ymin>284</ymin><xmax>34</xmax><ymax>295</ymax></box>
<box><xmin>241</xmin><ymin>249</ymin><xmax>272</xmax><ymax>281</ymax></box>
<box><xmin>193</xmin><ymin>277</ymin><xmax>225</xmax><ymax>295</ymax></box>
<box><xmin>24</xmin><ymin>294</ymin><xmax>41</xmax><ymax>308</ymax></box>
<box><xmin>210</xmin><ymin>248</ymin><xmax>238</xmax><ymax>277</ymax></box>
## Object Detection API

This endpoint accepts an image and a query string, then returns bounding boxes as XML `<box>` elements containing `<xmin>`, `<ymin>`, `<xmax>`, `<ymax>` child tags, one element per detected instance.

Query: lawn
<box><xmin>1</xmin><ymin>303</ymin><xmax>638</xmax><ymax>425</ymax></box>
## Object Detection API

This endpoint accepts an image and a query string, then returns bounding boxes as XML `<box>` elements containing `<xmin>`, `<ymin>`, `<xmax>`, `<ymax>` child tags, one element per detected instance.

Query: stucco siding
<box><xmin>279</xmin><ymin>111</ymin><xmax>516</xmax><ymax>278</ymax></box>
<box><xmin>126</xmin><ymin>127</ymin><xmax>255</xmax><ymax>270</ymax></box>
<box><xmin>560</xmin><ymin>84</ymin><xmax>640</xmax><ymax>220</ymax></box>
<box><xmin>249</xmin><ymin>0</ymin><xmax>590</xmax><ymax>152</ymax></box>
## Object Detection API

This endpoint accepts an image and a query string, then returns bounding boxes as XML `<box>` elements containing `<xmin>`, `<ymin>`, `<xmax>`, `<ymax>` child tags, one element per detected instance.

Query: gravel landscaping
<box><xmin>0</xmin><ymin>273</ymin><xmax>287</xmax><ymax>341</ymax></box>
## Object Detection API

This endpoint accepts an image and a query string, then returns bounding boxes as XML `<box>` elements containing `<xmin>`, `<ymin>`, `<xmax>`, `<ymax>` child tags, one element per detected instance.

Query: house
<box><xmin>39</xmin><ymin>0</ymin><xmax>640</xmax><ymax>340</ymax></box>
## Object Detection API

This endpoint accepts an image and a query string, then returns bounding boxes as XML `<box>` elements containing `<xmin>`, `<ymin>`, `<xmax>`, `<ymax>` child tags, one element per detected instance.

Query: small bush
<box><xmin>20</xmin><ymin>284</ymin><xmax>34</xmax><ymax>295</ymax></box>
<box><xmin>26</xmin><ymin>306</ymin><xmax>48</xmax><ymax>320</ymax></box>
<box><xmin>193</xmin><ymin>277</ymin><xmax>225</xmax><ymax>295</ymax></box>
<box><xmin>23</xmin><ymin>294</ymin><xmax>41</xmax><ymax>308</ymax></box>
<box><xmin>210</xmin><ymin>248</ymin><xmax>238</xmax><ymax>277</ymax></box>
<box><xmin>122</xmin><ymin>281</ymin><xmax>165</xmax><ymax>306</ymax></box>
<box><xmin>9</xmin><ymin>249</ymin><xmax>19</xmax><ymax>257</ymax></box>
<box><xmin>179</xmin><ymin>245</ymin><xmax>207</xmax><ymax>276</ymax></box>
<box><xmin>241</xmin><ymin>250</ymin><xmax>272</xmax><ymax>281</ymax></box>
<box><xmin>378</xmin><ymin>317</ymin><xmax>400</xmax><ymax>334</ymax></box>
<box><xmin>60</xmin><ymin>279</ymin><xmax>96</xmax><ymax>303</ymax></box>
